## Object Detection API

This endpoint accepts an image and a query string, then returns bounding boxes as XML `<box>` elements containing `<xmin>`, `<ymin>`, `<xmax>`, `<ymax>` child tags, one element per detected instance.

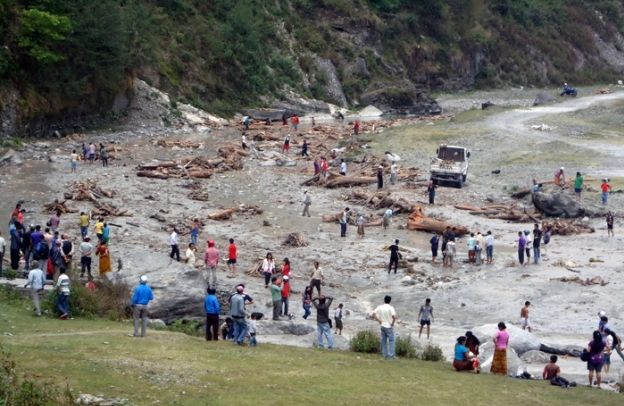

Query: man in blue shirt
<box><xmin>130</xmin><ymin>275</ymin><xmax>154</xmax><ymax>337</ymax></box>
<box><xmin>204</xmin><ymin>288</ymin><xmax>221</xmax><ymax>341</ymax></box>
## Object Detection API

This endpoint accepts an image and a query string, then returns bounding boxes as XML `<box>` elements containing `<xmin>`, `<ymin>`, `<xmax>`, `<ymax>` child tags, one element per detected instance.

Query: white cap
<box><xmin>140</xmin><ymin>275</ymin><xmax>148</xmax><ymax>283</ymax></box>
<box><xmin>283</xmin><ymin>275</ymin><xmax>289</xmax><ymax>281</ymax></box>
<box><xmin>560</xmin><ymin>167</ymin><xmax>564</xmax><ymax>170</ymax></box>
<box><xmin>598</xmin><ymin>310</ymin><xmax>606</xmax><ymax>317</ymax></box>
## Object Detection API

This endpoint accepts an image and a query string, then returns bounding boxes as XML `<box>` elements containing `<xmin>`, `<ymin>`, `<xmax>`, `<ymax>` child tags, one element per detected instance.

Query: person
<box><xmin>280</xmin><ymin>257</ymin><xmax>291</xmax><ymax>279</ymax></box>
<box><xmin>574</xmin><ymin>172</ymin><xmax>583</xmax><ymax>201</ymax></box>
<box><xmin>0</xmin><ymin>231</ymin><xmax>5</xmax><ymax>276</ymax></box>
<box><xmin>70</xmin><ymin>149</ymin><xmax>78</xmax><ymax>173</ymax></box>
<box><xmin>230</xmin><ymin>285</ymin><xmax>253</xmax><ymax>345</ymax></box>
<box><xmin>130</xmin><ymin>275</ymin><xmax>154</xmax><ymax>337</ymax></box>
<box><xmin>554</xmin><ymin>167</ymin><xmax>565</xmax><ymax>187</ymax></box>
<box><xmin>301</xmin><ymin>139</ymin><xmax>309</xmax><ymax>157</ymax></box>
<box><xmin>603</xmin><ymin>329</ymin><xmax>613</xmax><ymax>376</ymax></box>
<box><xmin>339</xmin><ymin>159</ymin><xmax>347</xmax><ymax>176</ymax></box>
<box><xmin>7</xmin><ymin>224</ymin><xmax>21</xmax><ymax>271</ymax></box>
<box><xmin>543</xmin><ymin>225</ymin><xmax>551</xmax><ymax>252</ymax></box>
<box><xmin>388</xmin><ymin>239</ymin><xmax>401</xmax><ymax>274</ymax></box>
<box><xmin>169</xmin><ymin>228</ymin><xmax>180</xmax><ymax>262</ymax></box>
<box><xmin>81</xmin><ymin>143</ymin><xmax>88</xmax><ymax>161</ymax></box>
<box><xmin>599</xmin><ymin>314</ymin><xmax>609</xmax><ymax>333</ymax></box>
<box><xmin>587</xmin><ymin>330</ymin><xmax>606</xmax><ymax>388</ymax></box>
<box><xmin>373</xmin><ymin>295</ymin><xmax>397</xmax><ymax>359</ymax></box>
<box><xmin>427</xmin><ymin>180</ymin><xmax>436</xmax><ymax>204</ymax></box>
<box><xmin>248</xmin><ymin>313</ymin><xmax>258</xmax><ymax>347</ymax></box>
<box><xmin>49</xmin><ymin>210</ymin><xmax>61</xmax><ymax>233</ymax></box>
<box><xmin>532</xmin><ymin>178</ymin><xmax>542</xmax><ymax>193</ymax></box>
<box><xmin>517</xmin><ymin>231</ymin><xmax>526</xmax><ymax>266</ymax></box>
<box><xmin>85</xmin><ymin>276</ymin><xmax>96</xmax><ymax>292</ymax></box>
<box><xmin>313</xmin><ymin>157</ymin><xmax>320</xmax><ymax>175</ymax></box>
<box><xmin>484</xmin><ymin>231</ymin><xmax>494</xmax><ymax>264</ymax></box>
<box><xmin>204</xmin><ymin>288</ymin><xmax>220</xmax><ymax>341</ymax></box>
<box><xmin>353</xmin><ymin>120</ymin><xmax>360</xmax><ymax>135</ymax></box>
<box><xmin>491</xmin><ymin>322</ymin><xmax>509</xmax><ymax>375</ymax></box>
<box><xmin>520</xmin><ymin>301</ymin><xmax>532</xmax><ymax>332</ymax></box>
<box><xmin>21</xmin><ymin>225</ymin><xmax>33</xmax><ymax>271</ymax></box>
<box><xmin>282</xmin><ymin>135</ymin><xmax>290</xmax><ymax>154</ymax></box>
<box><xmin>302</xmin><ymin>286</ymin><xmax>313</xmax><ymax>319</ymax></box>
<box><xmin>290</xmin><ymin>114</ymin><xmax>299</xmax><ymax>131</ymax></box>
<box><xmin>241</xmin><ymin>133</ymin><xmax>248</xmax><ymax>150</ymax></box>
<box><xmin>430</xmin><ymin>233</ymin><xmax>440</xmax><ymax>263</ymax></box>
<box><xmin>204</xmin><ymin>240</ymin><xmax>219</xmax><ymax>289</ymax></box>
<box><xmin>227</xmin><ymin>238</ymin><xmax>237</xmax><ymax>272</ymax></box>
<box><xmin>334</xmin><ymin>303</ymin><xmax>344</xmax><ymax>335</ymax></box>
<box><xmin>382</xmin><ymin>208</ymin><xmax>392</xmax><ymax>230</ymax></box>
<box><xmin>606</xmin><ymin>211</ymin><xmax>614</xmax><ymax>237</ymax></box>
<box><xmin>339</xmin><ymin>207</ymin><xmax>350</xmax><ymax>238</ymax></box>
<box><xmin>191</xmin><ymin>219</ymin><xmax>200</xmax><ymax>246</ymax></box>
<box><xmin>466</xmin><ymin>233</ymin><xmax>476</xmax><ymax>264</ymax></box>
<box><xmin>475</xmin><ymin>231</ymin><xmax>485</xmax><ymax>265</ymax></box>
<box><xmin>60</xmin><ymin>234</ymin><xmax>73</xmax><ymax>274</ymax></box>
<box><xmin>524</xmin><ymin>230</ymin><xmax>532</xmax><ymax>263</ymax></box>
<box><xmin>79</xmin><ymin>212</ymin><xmax>90</xmax><ymax>239</ymax></box>
<box><xmin>88</xmin><ymin>143</ymin><xmax>96</xmax><ymax>163</ymax></box>
<box><xmin>100</xmin><ymin>144</ymin><xmax>109</xmax><ymax>167</ymax></box>
<box><xmin>533</xmin><ymin>224</ymin><xmax>542</xmax><ymax>264</ymax></box>
<box><xmin>262</xmin><ymin>252</ymin><xmax>275</xmax><ymax>288</ymax></box>
<box><xmin>49</xmin><ymin>240</ymin><xmax>64</xmax><ymax>280</ymax></box>
<box><xmin>377</xmin><ymin>165</ymin><xmax>384</xmax><ymax>189</ymax></box>
<box><xmin>320</xmin><ymin>157</ymin><xmax>329</xmax><ymax>182</ymax></box>
<box><xmin>600</xmin><ymin>178</ymin><xmax>611</xmax><ymax>205</ymax></box>
<box><xmin>95</xmin><ymin>242</ymin><xmax>111</xmax><ymax>278</ymax></box>
<box><xmin>312</xmin><ymin>295</ymin><xmax>334</xmax><ymax>349</ymax></box>
<box><xmin>356</xmin><ymin>213</ymin><xmax>365</xmax><ymax>238</ymax></box>
<box><xmin>281</xmin><ymin>275</ymin><xmax>291</xmax><ymax>318</ymax></box>
<box><xmin>418</xmin><ymin>298</ymin><xmax>434</xmax><ymax>339</ymax></box>
<box><xmin>242</xmin><ymin>115</ymin><xmax>251</xmax><ymax>131</ymax></box>
<box><xmin>390</xmin><ymin>162</ymin><xmax>398</xmax><ymax>185</ymax></box>
<box><xmin>543</xmin><ymin>355</ymin><xmax>571</xmax><ymax>388</ymax></box>
<box><xmin>55</xmin><ymin>268</ymin><xmax>71</xmax><ymax>319</ymax></box>
<box><xmin>270</xmin><ymin>276</ymin><xmax>282</xmax><ymax>321</ymax></box>
<box><xmin>221</xmin><ymin>317</ymin><xmax>233</xmax><ymax>340</ymax></box>
<box><xmin>94</xmin><ymin>217</ymin><xmax>104</xmax><ymax>242</ymax></box>
<box><xmin>185</xmin><ymin>243</ymin><xmax>196</xmax><ymax>266</ymax></box>
<box><xmin>310</xmin><ymin>261</ymin><xmax>323</xmax><ymax>296</ymax></box>
<box><xmin>603</xmin><ymin>328</ymin><xmax>624</xmax><ymax>362</ymax></box>
<box><xmin>25</xmin><ymin>261</ymin><xmax>45</xmax><ymax>316</ymax></box>
<box><xmin>302</xmin><ymin>191</ymin><xmax>311</xmax><ymax>217</ymax></box>
<box><xmin>465</xmin><ymin>331</ymin><xmax>480</xmax><ymax>356</ymax></box>
<box><xmin>101</xmin><ymin>223</ymin><xmax>111</xmax><ymax>245</ymax></box>
<box><xmin>453</xmin><ymin>336</ymin><xmax>480</xmax><ymax>372</ymax></box>
<box><xmin>445</xmin><ymin>240</ymin><xmax>456</xmax><ymax>268</ymax></box>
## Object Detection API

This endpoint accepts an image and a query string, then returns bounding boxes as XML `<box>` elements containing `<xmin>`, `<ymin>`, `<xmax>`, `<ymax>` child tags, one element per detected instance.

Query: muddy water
<box><xmin>0</xmin><ymin>159</ymin><xmax>52</xmax><ymax>227</ymax></box>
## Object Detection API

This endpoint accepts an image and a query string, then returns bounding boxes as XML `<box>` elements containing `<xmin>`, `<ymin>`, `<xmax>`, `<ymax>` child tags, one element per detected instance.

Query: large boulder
<box><xmin>478</xmin><ymin>342</ymin><xmax>525</xmax><ymax>377</ymax></box>
<box><xmin>520</xmin><ymin>350</ymin><xmax>552</xmax><ymax>364</ymax></box>
<box><xmin>474</xmin><ymin>324</ymin><xmax>541</xmax><ymax>355</ymax></box>
<box><xmin>539</xmin><ymin>343</ymin><xmax>584</xmax><ymax>357</ymax></box>
<box><xmin>532</xmin><ymin>192</ymin><xmax>588</xmax><ymax>218</ymax></box>
<box><xmin>359</xmin><ymin>86</ymin><xmax>441</xmax><ymax>116</ymax></box>
<box><xmin>313</xmin><ymin>57</ymin><xmax>348</xmax><ymax>107</ymax></box>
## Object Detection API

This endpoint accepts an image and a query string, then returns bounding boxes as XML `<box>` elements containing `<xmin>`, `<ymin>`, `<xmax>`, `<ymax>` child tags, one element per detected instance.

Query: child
<box><xmin>543</xmin><ymin>355</ymin><xmax>572</xmax><ymax>388</ymax></box>
<box><xmin>227</xmin><ymin>238</ymin><xmax>237</xmax><ymax>272</ymax></box>
<box><xmin>334</xmin><ymin>303</ymin><xmax>344</xmax><ymax>335</ymax></box>
<box><xmin>281</xmin><ymin>276</ymin><xmax>291</xmax><ymax>318</ymax></box>
<box><xmin>418</xmin><ymin>298</ymin><xmax>434</xmax><ymax>339</ymax></box>
<box><xmin>191</xmin><ymin>219</ymin><xmax>199</xmax><ymax>245</ymax></box>
<box><xmin>85</xmin><ymin>276</ymin><xmax>96</xmax><ymax>292</ymax></box>
<box><xmin>248</xmin><ymin>313</ymin><xmax>258</xmax><ymax>347</ymax></box>
<box><xmin>221</xmin><ymin>317</ymin><xmax>233</xmax><ymax>340</ymax></box>
<box><xmin>520</xmin><ymin>301</ymin><xmax>532</xmax><ymax>332</ymax></box>
<box><xmin>186</xmin><ymin>243</ymin><xmax>196</xmax><ymax>265</ymax></box>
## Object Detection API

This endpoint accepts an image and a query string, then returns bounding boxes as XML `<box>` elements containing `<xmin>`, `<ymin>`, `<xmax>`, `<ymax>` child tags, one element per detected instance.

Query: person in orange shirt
<box><xmin>227</xmin><ymin>238</ymin><xmax>237</xmax><ymax>273</ymax></box>
<box><xmin>601</xmin><ymin>178</ymin><xmax>611</xmax><ymax>205</ymax></box>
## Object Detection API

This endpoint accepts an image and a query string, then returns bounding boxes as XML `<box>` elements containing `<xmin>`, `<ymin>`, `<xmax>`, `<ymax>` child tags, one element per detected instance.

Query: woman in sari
<box><xmin>491</xmin><ymin>322</ymin><xmax>509</xmax><ymax>375</ymax></box>
<box><xmin>96</xmin><ymin>242</ymin><xmax>111</xmax><ymax>277</ymax></box>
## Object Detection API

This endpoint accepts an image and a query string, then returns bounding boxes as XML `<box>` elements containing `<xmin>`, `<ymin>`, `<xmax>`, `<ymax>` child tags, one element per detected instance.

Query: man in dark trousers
<box><xmin>388</xmin><ymin>239</ymin><xmax>401</xmax><ymax>274</ymax></box>
<box><xmin>204</xmin><ymin>288</ymin><xmax>221</xmax><ymax>341</ymax></box>
<box><xmin>312</xmin><ymin>295</ymin><xmax>334</xmax><ymax>349</ymax></box>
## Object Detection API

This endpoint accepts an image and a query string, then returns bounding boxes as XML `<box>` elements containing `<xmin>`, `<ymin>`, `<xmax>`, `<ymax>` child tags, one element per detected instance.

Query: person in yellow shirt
<box><xmin>79</xmin><ymin>212</ymin><xmax>90</xmax><ymax>239</ymax></box>
<box><xmin>94</xmin><ymin>218</ymin><xmax>104</xmax><ymax>242</ymax></box>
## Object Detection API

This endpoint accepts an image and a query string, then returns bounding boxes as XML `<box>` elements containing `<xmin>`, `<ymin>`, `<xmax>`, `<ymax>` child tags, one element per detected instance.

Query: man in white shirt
<box><xmin>340</xmin><ymin>207</ymin><xmax>350</xmax><ymax>238</ymax></box>
<box><xmin>0</xmin><ymin>231</ymin><xmax>5</xmax><ymax>276</ymax></box>
<box><xmin>339</xmin><ymin>159</ymin><xmax>347</xmax><ymax>176</ymax></box>
<box><xmin>25</xmin><ymin>261</ymin><xmax>46</xmax><ymax>316</ymax></box>
<box><xmin>485</xmin><ymin>231</ymin><xmax>494</xmax><ymax>264</ymax></box>
<box><xmin>80</xmin><ymin>237</ymin><xmax>93</xmax><ymax>278</ymax></box>
<box><xmin>56</xmin><ymin>269</ymin><xmax>71</xmax><ymax>319</ymax></box>
<box><xmin>373</xmin><ymin>295</ymin><xmax>397</xmax><ymax>359</ymax></box>
<box><xmin>169</xmin><ymin>228</ymin><xmax>180</xmax><ymax>262</ymax></box>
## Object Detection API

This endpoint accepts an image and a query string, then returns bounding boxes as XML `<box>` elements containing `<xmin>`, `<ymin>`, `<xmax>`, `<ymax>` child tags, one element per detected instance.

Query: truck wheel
<box><xmin>462</xmin><ymin>174</ymin><xmax>467</xmax><ymax>183</ymax></box>
<box><xmin>457</xmin><ymin>177</ymin><xmax>463</xmax><ymax>189</ymax></box>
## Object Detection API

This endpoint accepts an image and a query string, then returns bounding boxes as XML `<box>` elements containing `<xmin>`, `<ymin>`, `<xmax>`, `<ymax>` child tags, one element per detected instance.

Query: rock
<box><xmin>532</xmin><ymin>192</ymin><xmax>589</xmax><ymax>218</ymax></box>
<box><xmin>478</xmin><ymin>342</ymin><xmax>525</xmax><ymax>377</ymax></box>
<box><xmin>244</xmin><ymin>108</ymin><xmax>290</xmax><ymax>121</ymax></box>
<box><xmin>539</xmin><ymin>343</ymin><xmax>584</xmax><ymax>357</ymax></box>
<box><xmin>270</xmin><ymin>91</ymin><xmax>334</xmax><ymax>116</ymax></box>
<box><xmin>313</xmin><ymin>57</ymin><xmax>348</xmax><ymax>107</ymax></box>
<box><xmin>520</xmin><ymin>350</ymin><xmax>552</xmax><ymax>363</ymax></box>
<box><xmin>474</xmin><ymin>324</ymin><xmax>541</xmax><ymax>355</ymax></box>
<box><xmin>401</xmin><ymin>276</ymin><xmax>416</xmax><ymax>286</ymax></box>
<box><xmin>0</xmin><ymin>149</ymin><xmax>22</xmax><ymax>166</ymax></box>
<box><xmin>481</xmin><ymin>101</ymin><xmax>494</xmax><ymax>109</ymax></box>
<box><xmin>147</xmin><ymin>319</ymin><xmax>167</xmax><ymax>329</ymax></box>
<box><xmin>359</xmin><ymin>86</ymin><xmax>441</xmax><ymax>116</ymax></box>
<box><xmin>358</xmin><ymin>105</ymin><xmax>383</xmax><ymax>117</ymax></box>
<box><xmin>256</xmin><ymin>320</ymin><xmax>315</xmax><ymax>336</ymax></box>
<box><xmin>533</xmin><ymin>92</ymin><xmax>555</xmax><ymax>106</ymax></box>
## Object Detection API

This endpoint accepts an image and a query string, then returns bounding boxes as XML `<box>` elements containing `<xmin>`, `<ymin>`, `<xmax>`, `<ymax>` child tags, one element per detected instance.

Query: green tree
<box><xmin>16</xmin><ymin>8</ymin><xmax>71</xmax><ymax>64</ymax></box>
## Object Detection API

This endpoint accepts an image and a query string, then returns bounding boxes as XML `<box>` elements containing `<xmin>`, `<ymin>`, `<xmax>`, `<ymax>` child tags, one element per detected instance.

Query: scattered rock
<box><xmin>533</xmin><ymin>93</ymin><xmax>555</xmax><ymax>106</ymax></box>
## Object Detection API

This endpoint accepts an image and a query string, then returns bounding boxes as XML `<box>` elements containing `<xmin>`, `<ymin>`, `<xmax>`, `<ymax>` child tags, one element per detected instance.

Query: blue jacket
<box><xmin>131</xmin><ymin>284</ymin><xmax>154</xmax><ymax>305</ymax></box>
<box><xmin>204</xmin><ymin>294</ymin><xmax>220</xmax><ymax>315</ymax></box>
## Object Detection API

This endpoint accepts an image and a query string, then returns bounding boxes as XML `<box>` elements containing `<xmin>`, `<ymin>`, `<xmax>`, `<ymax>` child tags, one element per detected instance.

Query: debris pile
<box><xmin>282</xmin><ymin>232</ymin><xmax>308</xmax><ymax>247</ymax></box>
<box><xmin>550</xmin><ymin>276</ymin><xmax>608</xmax><ymax>286</ymax></box>
<box><xmin>64</xmin><ymin>179</ymin><xmax>116</xmax><ymax>202</ymax></box>
<box><xmin>43</xmin><ymin>199</ymin><xmax>77</xmax><ymax>214</ymax></box>
<box><xmin>407</xmin><ymin>206</ymin><xmax>468</xmax><ymax>235</ymax></box>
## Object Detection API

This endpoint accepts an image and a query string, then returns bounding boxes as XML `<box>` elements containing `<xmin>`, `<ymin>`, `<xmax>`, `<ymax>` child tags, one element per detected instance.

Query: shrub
<box><xmin>168</xmin><ymin>319</ymin><xmax>203</xmax><ymax>337</ymax></box>
<box><xmin>420</xmin><ymin>343</ymin><xmax>444</xmax><ymax>362</ymax></box>
<box><xmin>350</xmin><ymin>330</ymin><xmax>380</xmax><ymax>354</ymax></box>
<box><xmin>3</xmin><ymin>269</ymin><xmax>18</xmax><ymax>280</ymax></box>
<box><xmin>395</xmin><ymin>334</ymin><xmax>419</xmax><ymax>358</ymax></box>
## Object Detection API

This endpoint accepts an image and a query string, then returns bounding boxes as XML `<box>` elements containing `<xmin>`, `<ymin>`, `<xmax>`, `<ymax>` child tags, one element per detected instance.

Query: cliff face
<box><xmin>2</xmin><ymin>1</ymin><xmax>624</xmax><ymax>137</ymax></box>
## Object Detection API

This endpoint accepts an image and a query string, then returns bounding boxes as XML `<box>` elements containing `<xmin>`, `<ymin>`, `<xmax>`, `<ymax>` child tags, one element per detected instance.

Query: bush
<box><xmin>395</xmin><ymin>334</ymin><xmax>419</xmax><ymax>358</ymax></box>
<box><xmin>168</xmin><ymin>319</ymin><xmax>204</xmax><ymax>337</ymax></box>
<box><xmin>420</xmin><ymin>343</ymin><xmax>444</xmax><ymax>362</ymax></box>
<box><xmin>3</xmin><ymin>269</ymin><xmax>18</xmax><ymax>280</ymax></box>
<box><xmin>350</xmin><ymin>330</ymin><xmax>380</xmax><ymax>354</ymax></box>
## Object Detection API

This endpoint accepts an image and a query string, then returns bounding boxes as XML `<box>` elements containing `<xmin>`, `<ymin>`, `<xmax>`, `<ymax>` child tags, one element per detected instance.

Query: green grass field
<box><xmin>0</xmin><ymin>299</ymin><xmax>621</xmax><ymax>406</ymax></box>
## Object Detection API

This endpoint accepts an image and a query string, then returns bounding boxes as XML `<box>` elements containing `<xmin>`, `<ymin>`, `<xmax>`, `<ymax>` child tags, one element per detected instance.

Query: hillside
<box><xmin>2</xmin><ymin>0</ymin><xmax>624</xmax><ymax>136</ymax></box>
<box><xmin>1</xmin><ymin>298</ymin><xmax>621</xmax><ymax>405</ymax></box>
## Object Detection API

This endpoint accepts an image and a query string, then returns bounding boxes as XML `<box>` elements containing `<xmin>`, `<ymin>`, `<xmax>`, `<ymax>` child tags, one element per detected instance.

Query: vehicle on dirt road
<box><xmin>430</xmin><ymin>144</ymin><xmax>470</xmax><ymax>188</ymax></box>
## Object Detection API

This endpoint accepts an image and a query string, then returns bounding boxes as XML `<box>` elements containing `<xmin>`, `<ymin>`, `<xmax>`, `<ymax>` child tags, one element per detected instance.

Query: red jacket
<box><xmin>281</xmin><ymin>281</ymin><xmax>290</xmax><ymax>298</ymax></box>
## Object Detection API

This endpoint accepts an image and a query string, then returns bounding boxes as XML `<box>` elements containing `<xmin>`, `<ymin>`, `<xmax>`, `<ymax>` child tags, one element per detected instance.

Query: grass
<box><xmin>1</xmin><ymin>299</ymin><xmax>621</xmax><ymax>405</ymax></box>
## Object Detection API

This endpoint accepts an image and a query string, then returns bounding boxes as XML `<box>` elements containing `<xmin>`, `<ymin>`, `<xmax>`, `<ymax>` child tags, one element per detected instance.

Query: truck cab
<box><xmin>430</xmin><ymin>144</ymin><xmax>470</xmax><ymax>188</ymax></box>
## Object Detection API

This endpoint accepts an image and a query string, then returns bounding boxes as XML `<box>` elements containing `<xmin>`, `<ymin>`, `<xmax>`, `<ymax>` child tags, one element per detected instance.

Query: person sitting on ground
<box><xmin>453</xmin><ymin>336</ymin><xmax>480</xmax><ymax>372</ymax></box>
<box><xmin>543</xmin><ymin>355</ymin><xmax>573</xmax><ymax>388</ymax></box>
<box><xmin>465</xmin><ymin>331</ymin><xmax>480</xmax><ymax>356</ymax></box>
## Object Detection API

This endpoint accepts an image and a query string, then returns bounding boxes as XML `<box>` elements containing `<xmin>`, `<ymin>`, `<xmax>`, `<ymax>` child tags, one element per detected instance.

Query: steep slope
<box><xmin>2</xmin><ymin>0</ymin><xmax>624</xmax><ymax>136</ymax></box>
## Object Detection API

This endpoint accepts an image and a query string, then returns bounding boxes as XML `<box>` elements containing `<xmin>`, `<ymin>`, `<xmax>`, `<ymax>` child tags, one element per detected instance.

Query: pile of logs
<box><xmin>454</xmin><ymin>203</ymin><xmax>540</xmax><ymax>222</ymax></box>
<box><xmin>550</xmin><ymin>276</ymin><xmax>608</xmax><ymax>286</ymax></box>
<box><xmin>543</xmin><ymin>219</ymin><xmax>595</xmax><ymax>235</ymax></box>
<box><xmin>92</xmin><ymin>201</ymin><xmax>130</xmax><ymax>217</ymax></box>
<box><xmin>407</xmin><ymin>206</ymin><xmax>469</xmax><ymax>235</ymax></box>
<box><xmin>301</xmin><ymin>172</ymin><xmax>377</xmax><ymax>189</ymax></box>
<box><xmin>136</xmin><ymin>149</ymin><xmax>246</xmax><ymax>180</ymax></box>
<box><xmin>154</xmin><ymin>139</ymin><xmax>202</xmax><ymax>149</ymax></box>
<box><xmin>283</xmin><ymin>232</ymin><xmax>308</xmax><ymax>247</ymax></box>
<box><xmin>64</xmin><ymin>179</ymin><xmax>116</xmax><ymax>202</ymax></box>
<box><xmin>346</xmin><ymin>191</ymin><xmax>418</xmax><ymax>214</ymax></box>
<box><xmin>44</xmin><ymin>199</ymin><xmax>77</xmax><ymax>214</ymax></box>
<box><xmin>207</xmin><ymin>204</ymin><xmax>263</xmax><ymax>221</ymax></box>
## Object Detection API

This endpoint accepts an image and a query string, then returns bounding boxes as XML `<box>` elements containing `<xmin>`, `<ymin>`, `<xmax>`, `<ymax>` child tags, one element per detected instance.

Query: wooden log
<box><xmin>406</xmin><ymin>207</ymin><xmax>468</xmax><ymax>235</ymax></box>
<box><xmin>137</xmin><ymin>170</ymin><xmax>169</xmax><ymax>179</ymax></box>
<box><xmin>207</xmin><ymin>208</ymin><xmax>236</xmax><ymax>220</ymax></box>
<box><xmin>322</xmin><ymin>212</ymin><xmax>342</xmax><ymax>223</ymax></box>
<box><xmin>137</xmin><ymin>161</ymin><xmax>178</xmax><ymax>170</ymax></box>
<box><xmin>301</xmin><ymin>174</ymin><xmax>321</xmax><ymax>186</ymax></box>
<box><xmin>455</xmin><ymin>204</ymin><xmax>482</xmax><ymax>211</ymax></box>
<box><xmin>325</xmin><ymin>176</ymin><xmax>377</xmax><ymax>189</ymax></box>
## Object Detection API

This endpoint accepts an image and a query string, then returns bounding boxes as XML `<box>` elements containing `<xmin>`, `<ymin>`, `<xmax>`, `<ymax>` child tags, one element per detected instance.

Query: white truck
<box><xmin>430</xmin><ymin>144</ymin><xmax>470</xmax><ymax>188</ymax></box>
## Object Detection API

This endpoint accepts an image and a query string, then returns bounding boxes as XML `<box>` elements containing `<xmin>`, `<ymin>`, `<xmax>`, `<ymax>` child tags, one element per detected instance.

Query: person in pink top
<box><xmin>491</xmin><ymin>322</ymin><xmax>509</xmax><ymax>375</ymax></box>
<box><xmin>204</xmin><ymin>240</ymin><xmax>219</xmax><ymax>289</ymax></box>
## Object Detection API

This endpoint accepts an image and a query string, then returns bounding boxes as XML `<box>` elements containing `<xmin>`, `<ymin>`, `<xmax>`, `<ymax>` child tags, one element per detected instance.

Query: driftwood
<box><xmin>136</xmin><ymin>152</ymin><xmax>243</xmax><ymax>180</ymax></box>
<box><xmin>207</xmin><ymin>205</ymin><xmax>263</xmax><ymax>221</ymax></box>
<box><xmin>550</xmin><ymin>276</ymin><xmax>608</xmax><ymax>286</ymax></box>
<box><xmin>155</xmin><ymin>139</ymin><xmax>202</xmax><ymax>149</ymax></box>
<box><xmin>325</xmin><ymin>176</ymin><xmax>377</xmax><ymax>189</ymax></box>
<box><xmin>188</xmin><ymin>190</ymin><xmax>210</xmax><ymax>201</ymax></box>
<box><xmin>207</xmin><ymin>208</ymin><xmax>237</xmax><ymax>220</ymax></box>
<box><xmin>43</xmin><ymin>199</ymin><xmax>77</xmax><ymax>214</ymax></box>
<box><xmin>283</xmin><ymin>232</ymin><xmax>308</xmax><ymax>247</ymax></box>
<box><xmin>407</xmin><ymin>206</ymin><xmax>468</xmax><ymax>235</ymax></box>
<box><xmin>454</xmin><ymin>203</ymin><xmax>540</xmax><ymax>223</ymax></box>
<box><xmin>543</xmin><ymin>219</ymin><xmax>595</xmax><ymax>235</ymax></box>
<box><xmin>65</xmin><ymin>179</ymin><xmax>116</xmax><ymax>201</ymax></box>
<box><xmin>92</xmin><ymin>201</ymin><xmax>130</xmax><ymax>217</ymax></box>
<box><xmin>346</xmin><ymin>191</ymin><xmax>417</xmax><ymax>214</ymax></box>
